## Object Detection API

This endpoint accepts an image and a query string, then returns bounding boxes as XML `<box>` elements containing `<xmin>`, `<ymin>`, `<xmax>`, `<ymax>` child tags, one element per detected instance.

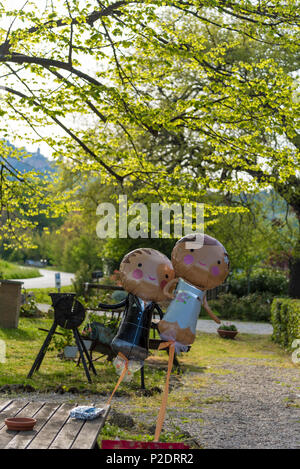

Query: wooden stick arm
<box><xmin>202</xmin><ymin>294</ymin><xmax>221</xmax><ymax>324</ymax></box>
<box><xmin>163</xmin><ymin>278</ymin><xmax>179</xmax><ymax>300</ymax></box>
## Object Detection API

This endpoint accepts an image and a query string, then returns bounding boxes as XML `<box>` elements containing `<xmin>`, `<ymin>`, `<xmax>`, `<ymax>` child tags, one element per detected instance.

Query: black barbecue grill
<box><xmin>27</xmin><ymin>293</ymin><xmax>97</xmax><ymax>383</ymax></box>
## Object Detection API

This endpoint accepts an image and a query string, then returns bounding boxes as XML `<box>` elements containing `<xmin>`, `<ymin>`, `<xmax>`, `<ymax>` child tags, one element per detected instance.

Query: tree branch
<box><xmin>0</xmin><ymin>53</ymin><xmax>104</xmax><ymax>87</ymax></box>
<box><xmin>27</xmin><ymin>1</ymin><xmax>129</xmax><ymax>35</ymax></box>
<box><xmin>0</xmin><ymin>85</ymin><xmax>124</xmax><ymax>182</ymax></box>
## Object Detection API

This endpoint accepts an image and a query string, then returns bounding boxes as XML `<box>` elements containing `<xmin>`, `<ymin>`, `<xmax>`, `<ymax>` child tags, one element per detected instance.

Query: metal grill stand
<box><xmin>27</xmin><ymin>293</ymin><xmax>97</xmax><ymax>383</ymax></box>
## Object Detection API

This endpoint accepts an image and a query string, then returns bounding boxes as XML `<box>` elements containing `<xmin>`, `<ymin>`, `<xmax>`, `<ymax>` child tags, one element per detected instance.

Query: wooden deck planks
<box><xmin>49</xmin><ymin>414</ymin><xmax>85</xmax><ymax>449</ymax></box>
<box><xmin>0</xmin><ymin>399</ymin><xmax>13</xmax><ymax>413</ymax></box>
<box><xmin>27</xmin><ymin>403</ymin><xmax>75</xmax><ymax>449</ymax></box>
<box><xmin>71</xmin><ymin>405</ymin><xmax>110</xmax><ymax>449</ymax></box>
<box><xmin>0</xmin><ymin>400</ymin><xmax>110</xmax><ymax>449</ymax></box>
<box><xmin>0</xmin><ymin>401</ymin><xmax>44</xmax><ymax>449</ymax></box>
<box><xmin>5</xmin><ymin>402</ymin><xmax>61</xmax><ymax>449</ymax></box>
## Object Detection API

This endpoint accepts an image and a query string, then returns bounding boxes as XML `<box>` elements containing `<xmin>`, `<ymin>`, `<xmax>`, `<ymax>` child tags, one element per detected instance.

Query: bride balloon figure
<box><xmin>159</xmin><ymin>233</ymin><xmax>230</xmax><ymax>350</ymax></box>
<box><xmin>107</xmin><ymin>248</ymin><xmax>175</xmax><ymax>391</ymax></box>
<box><xmin>153</xmin><ymin>233</ymin><xmax>230</xmax><ymax>441</ymax></box>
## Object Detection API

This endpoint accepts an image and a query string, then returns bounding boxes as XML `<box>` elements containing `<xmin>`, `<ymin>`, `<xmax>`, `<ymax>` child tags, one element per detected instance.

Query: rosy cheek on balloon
<box><xmin>211</xmin><ymin>266</ymin><xmax>220</xmax><ymax>276</ymax></box>
<box><xmin>184</xmin><ymin>255</ymin><xmax>194</xmax><ymax>265</ymax></box>
<box><xmin>133</xmin><ymin>269</ymin><xmax>143</xmax><ymax>279</ymax></box>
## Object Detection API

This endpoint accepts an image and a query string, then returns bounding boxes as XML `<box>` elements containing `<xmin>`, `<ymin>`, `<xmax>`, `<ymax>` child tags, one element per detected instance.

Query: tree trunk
<box><xmin>289</xmin><ymin>235</ymin><xmax>300</xmax><ymax>299</ymax></box>
<box><xmin>246</xmin><ymin>268</ymin><xmax>252</xmax><ymax>295</ymax></box>
<box><xmin>274</xmin><ymin>181</ymin><xmax>300</xmax><ymax>299</ymax></box>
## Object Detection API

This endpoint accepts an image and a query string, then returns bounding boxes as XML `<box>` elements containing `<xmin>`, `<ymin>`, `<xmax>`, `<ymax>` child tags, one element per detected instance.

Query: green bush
<box><xmin>271</xmin><ymin>298</ymin><xmax>300</xmax><ymax>350</ymax></box>
<box><xmin>19</xmin><ymin>297</ymin><xmax>42</xmax><ymax>318</ymax></box>
<box><xmin>229</xmin><ymin>269</ymin><xmax>288</xmax><ymax>297</ymax></box>
<box><xmin>207</xmin><ymin>291</ymin><xmax>274</xmax><ymax>322</ymax></box>
<box><xmin>71</xmin><ymin>263</ymin><xmax>93</xmax><ymax>297</ymax></box>
<box><xmin>218</xmin><ymin>323</ymin><xmax>238</xmax><ymax>331</ymax></box>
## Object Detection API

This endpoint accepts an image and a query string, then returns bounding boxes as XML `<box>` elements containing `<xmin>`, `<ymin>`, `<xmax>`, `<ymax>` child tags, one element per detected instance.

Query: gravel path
<box><xmin>173</xmin><ymin>358</ymin><xmax>300</xmax><ymax>449</ymax></box>
<box><xmin>6</xmin><ymin>358</ymin><xmax>298</xmax><ymax>449</ymax></box>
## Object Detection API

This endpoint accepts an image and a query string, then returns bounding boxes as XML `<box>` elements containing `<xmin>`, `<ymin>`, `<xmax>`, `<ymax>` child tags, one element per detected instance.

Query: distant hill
<box><xmin>1</xmin><ymin>140</ymin><xmax>54</xmax><ymax>176</ymax></box>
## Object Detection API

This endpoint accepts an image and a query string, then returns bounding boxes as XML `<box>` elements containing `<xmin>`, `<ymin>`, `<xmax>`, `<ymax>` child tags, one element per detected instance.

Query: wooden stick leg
<box><xmin>154</xmin><ymin>343</ymin><xmax>175</xmax><ymax>442</ymax></box>
<box><xmin>140</xmin><ymin>365</ymin><xmax>145</xmax><ymax>390</ymax></box>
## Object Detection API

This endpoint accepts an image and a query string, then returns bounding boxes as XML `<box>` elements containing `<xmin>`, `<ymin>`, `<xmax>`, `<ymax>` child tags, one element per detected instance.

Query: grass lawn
<box><xmin>0</xmin><ymin>259</ymin><xmax>41</xmax><ymax>280</ymax></box>
<box><xmin>0</xmin><ymin>317</ymin><xmax>166</xmax><ymax>393</ymax></box>
<box><xmin>0</xmin><ymin>317</ymin><xmax>297</xmax><ymax>445</ymax></box>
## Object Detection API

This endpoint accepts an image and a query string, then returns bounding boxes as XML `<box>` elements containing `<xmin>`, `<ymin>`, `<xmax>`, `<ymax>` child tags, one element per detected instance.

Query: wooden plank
<box><xmin>49</xmin><ymin>413</ymin><xmax>85</xmax><ymax>449</ymax></box>
<box><xmin>0</xmin><ymin>400</ymin><xmax>29</xmax><ymax>430</ymax></box>
<box><xmin>0</xmin><ymin>401</ymin><xmax>44</xmax><ymax>449</ymax></box>
<box><xmin>5</xmin><ymin>403</ymin><xmax>61</xmax><ymax>449</ymax></box>
<box><xmin>71</xmin><ymin>405</ymin><xmax>111</xmax><ymax>449</ymax></box>
<box><xmin>0</xmin><ymin>400</ymin><xmax>13</xmax><ymax>413</ymax></box>
<box><xmin>27</xmin><ymin>403</ymin><xmax>75</xmax><ymax>449</ymax></box>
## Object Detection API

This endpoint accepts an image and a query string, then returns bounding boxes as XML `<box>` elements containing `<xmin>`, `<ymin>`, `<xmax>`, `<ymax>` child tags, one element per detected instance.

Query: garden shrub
<box><xmin>271</xmin><ymin>298</ymin><xmax>300</xmax><ymax>350</ymax></box>
<box><xmin>229</xmin><ymin>269</ymin><xmax>288</xmax><ymax>296</ymax></box>
<box><xmin>19</xmin><ymin>297</ymin><xmax>42</xmax><ymax>318</ymax></box>
<box><xmin>207</xmin><ymin>291</ymin><xmax>275</xmax><ymax>322</ymax></box>
<box><xmin>71</xmin><ymin>263</ymin><xmax>95</xmax><ymax>296</ymax></box>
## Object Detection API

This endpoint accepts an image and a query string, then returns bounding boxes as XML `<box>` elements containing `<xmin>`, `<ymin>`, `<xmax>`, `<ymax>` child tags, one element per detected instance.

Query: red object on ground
<box><xmin>101</xmin><ymin>440</ymin><xmax>190</xmax><ymax>449</ymax></box>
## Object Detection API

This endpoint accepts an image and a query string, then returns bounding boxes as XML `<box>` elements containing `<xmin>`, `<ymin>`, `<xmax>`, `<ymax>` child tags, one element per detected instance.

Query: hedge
<box><xmin>229</xmin><ymin>268</ymin><xmax>288</xmax><ymax>297</ymax></box>
<box><xmin>271</xmin><ymin>298</ymin><xmax>300</xmax><ymax>350</ymax></box>
<box><xmin>207</xmin><ymin>292</ymin><xmax>274</xmax><ymax>322</ymax></box>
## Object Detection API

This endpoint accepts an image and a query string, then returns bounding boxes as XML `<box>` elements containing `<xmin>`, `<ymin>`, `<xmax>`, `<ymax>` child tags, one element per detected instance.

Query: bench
<box><xmin>81</xmin><ymin>315</ymin><xmax>183</xmax><ymax>386</ymax></box>
<box><xmin>82</xmin><ymin>284</ymin><xmax>195</xmax><ymax>385</ymax></box>
<box><xmin>82</xmin><ymin>286</ymin><xmax>187</xmax><ymax>377</ymax></box>
<box><xmin>0</xmin><ymin>399</ymin><xmax>110</xmax><ymax>449</ymax></box>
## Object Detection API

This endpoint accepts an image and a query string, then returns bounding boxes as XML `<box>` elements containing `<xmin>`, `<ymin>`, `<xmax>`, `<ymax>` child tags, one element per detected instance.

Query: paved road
<box><xmin>13</xmin><ymin>269</ymin><xmax>75</xmax><ymax>289</ymax></box>
<box><xmin>196</xmin><ymin>319</ymin><xmax>273</xmax><ymax>335</ymax></box>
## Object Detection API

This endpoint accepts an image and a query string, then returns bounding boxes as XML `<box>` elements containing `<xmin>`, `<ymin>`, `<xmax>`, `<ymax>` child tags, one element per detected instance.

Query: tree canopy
<box><xmin>0</xmin><ymin>2</ymin><xmax>298</xmax><ymax>188</ymax></box>
<box><xmin>0</xmin><ymin>0</ymin><xmax>299</xmax><ymax>293</ymax></box>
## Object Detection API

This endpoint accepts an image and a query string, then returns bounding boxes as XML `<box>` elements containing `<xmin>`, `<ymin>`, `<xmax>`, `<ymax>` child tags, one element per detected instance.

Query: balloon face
<box><xmin>120</xmin><ymin>248</ymin><xmax>175</xmax><ymax>302</ymax></box>
<box><xmin>171</xmin><ymin>234</ymin><xmax>229</xmax><ymax>290</ymax></box>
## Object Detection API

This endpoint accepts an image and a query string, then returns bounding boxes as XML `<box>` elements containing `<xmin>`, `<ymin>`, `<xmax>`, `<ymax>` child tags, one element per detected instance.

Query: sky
<box><xmin>0</xmin><ymin>1</ymin><xmax>56</xmax><ymax>156</ymax></box>
<box><xmin>0</xmin><ymin>0</ymin><xmax>100</xmax><ymax>159</ymax></box>
<box><xmin>1</xmin><ymin>1</ymin><xmax>299</xmax><ymax>161</ymax></box>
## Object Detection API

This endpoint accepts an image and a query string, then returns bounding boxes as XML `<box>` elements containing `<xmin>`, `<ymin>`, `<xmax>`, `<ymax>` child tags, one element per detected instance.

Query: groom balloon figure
<box><xmin>107</xmin><ymin>248</ymin><xmax>175</xmax><ymax>397</ymax></box>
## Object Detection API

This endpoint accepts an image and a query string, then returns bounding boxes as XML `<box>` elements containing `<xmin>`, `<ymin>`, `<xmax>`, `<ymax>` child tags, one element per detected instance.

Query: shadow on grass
<box><xmin>0</xmin><ymin>318</ymin><xmax>54</xmax><ymax>342</ymax></box>
<box><xmin>0</xmin><ymin>328</ymin><xmax>34</xmax><ymax>341</ymax></box>
<box><xmin>0</xmin><ymin>367</ymin><xmax>116</xmax><ymax>392</ymax></box>
<box><xmin>181</xmin><ymin>364</ymin><xmax>208</xmax><ymax>373</ymax></box>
